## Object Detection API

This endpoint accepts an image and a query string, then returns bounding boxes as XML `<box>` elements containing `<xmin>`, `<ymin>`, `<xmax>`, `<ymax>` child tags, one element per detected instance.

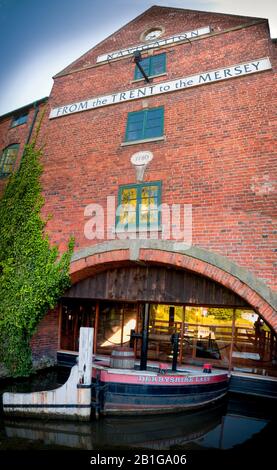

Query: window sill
<box><xmin>131</xmin><ymin>73</ymin><xmax>167</xmax><ymax>84</ymax></box>
<box><xmin>121</xmin><ymin>135</ymin><xmax>165</xmax><ymax>147</ymax></box>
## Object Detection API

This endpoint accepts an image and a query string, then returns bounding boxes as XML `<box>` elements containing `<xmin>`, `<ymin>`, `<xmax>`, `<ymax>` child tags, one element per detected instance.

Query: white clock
<box><xmin>144</xmin><ymin>29</ymin><xmax>163</xmax><ymax>41</ymax></box>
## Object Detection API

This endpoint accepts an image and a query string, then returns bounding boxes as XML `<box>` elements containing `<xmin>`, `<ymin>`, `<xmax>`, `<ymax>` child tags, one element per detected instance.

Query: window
<box><xmin>134</xmin><ymin>53</ymin><xmax>166</xmax><ymax>80</ymax></box>
<box><xmin>11</xmin><ymin>113</ymin><xmax>28</xmax><ymax>127</ymax></box>
<box><xmin>0</xmin><ymin>144</ymin><xmax>19</xmax><ymax>177</ymax></box>
<box><xmin>125</xmin><ymin>107</ymin><xmax>164</xmax><ymax>142</ymax></box>
<box><xmin>117</xmin><ymin>181</ymin><xmax>162</xmax><ymax>230</ymax></box>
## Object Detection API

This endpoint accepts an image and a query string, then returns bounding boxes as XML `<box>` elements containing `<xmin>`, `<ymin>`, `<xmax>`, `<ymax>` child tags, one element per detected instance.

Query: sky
<box><xmin>0</xmin><ymin>0</ymin><xmax>276</xmax><ymax>116</ymax></box>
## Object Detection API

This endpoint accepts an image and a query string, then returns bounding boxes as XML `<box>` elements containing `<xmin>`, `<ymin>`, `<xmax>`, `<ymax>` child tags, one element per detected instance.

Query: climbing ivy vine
<box><xmin>0</xmin><ymin>138</ymin><xmax>74</xmax><ymax>377</ymax></box>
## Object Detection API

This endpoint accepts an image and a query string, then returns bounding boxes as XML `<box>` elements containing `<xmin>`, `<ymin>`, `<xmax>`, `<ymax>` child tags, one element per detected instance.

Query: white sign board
<box><xmin>96</xmin><ymin>26</ymin><xmax>211</xmax><ymax>63</ymax></box>
<box><xmin>49</xmin><ymin>58</ymin><xmax>271</xmax><ymax>119</ymax></box>
<box><xmin>131</xmin><ymin>151</ymin><xmax>153</xmax><ymax>166</ymax></box>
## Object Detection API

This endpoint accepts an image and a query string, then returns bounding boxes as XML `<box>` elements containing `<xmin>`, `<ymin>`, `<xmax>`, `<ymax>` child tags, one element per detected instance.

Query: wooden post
<box><xmin>169</xmin><ymin>306</ymin><xmax>175</xmax><ymax>331</ymax></box>
<box><xmin>3</xmin><ymin>327</ymin><xmax>94</xmax><ymax>421</ymax></box>
<box><xmin>78</xmin><ymin>327</ymin><xmax>93</xmax><ymax>385</ymax></box>
<box><xmin>179</xmin><ymin>306</ymin><xmax>185</xmax><ymax>365</ymax></box>
<box><xmin>93</xmin><ymin>302</ymin><xmax>99</xmax><ymax>355</ymax></box>
<box><xmin>120</xmin><ymin>306</ymin><xmax>124</xmax><ymax>346</ymax></box>
<box><xmin>172</xmin><ymin>333</ymin><xmax>179</xmax><ymax>371</ymax></box>
<box><xmin>228</xmin><ymin>308</ymin><xmax>236</xmax><ymax>373</ymax></box>
<box><xmin>134</xmin><ymin>303</ymin><xmax>140</xmax><ymax>358</ymax></box>
<box><xmin>140</xmin><ymin>303</ymin><xmax>150</xmax><ymax>371</ymax></box>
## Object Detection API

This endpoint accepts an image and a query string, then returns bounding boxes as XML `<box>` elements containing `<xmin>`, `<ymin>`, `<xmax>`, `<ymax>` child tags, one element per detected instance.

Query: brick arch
<box><xmin>70</xmin><ymin>245</ymin><xmax>277</xmax><ymax>332</ymax></box>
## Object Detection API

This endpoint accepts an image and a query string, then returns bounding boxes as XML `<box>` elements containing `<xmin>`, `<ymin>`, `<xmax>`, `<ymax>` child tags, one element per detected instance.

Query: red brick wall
<box><xmin>0</xmin><ymin>104</ymin><xmax>47</xmax><ymax>194</ymax></box>
<box><xmin>30</xmin><ymin>307</ymin><xmax>60</xmax><ymax>362</ymax></box>
<box><xmin>37</xmin><ymin>8</ymin><xmax>276</xmax><ymax>292</ymax></box>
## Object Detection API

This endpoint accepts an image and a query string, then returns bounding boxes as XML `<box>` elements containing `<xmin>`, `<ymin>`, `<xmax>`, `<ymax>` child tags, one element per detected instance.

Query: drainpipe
<box><xmin>19</xmin><ymin>101</ymin><xmax>40</xmax><ymax>170</ymax></box>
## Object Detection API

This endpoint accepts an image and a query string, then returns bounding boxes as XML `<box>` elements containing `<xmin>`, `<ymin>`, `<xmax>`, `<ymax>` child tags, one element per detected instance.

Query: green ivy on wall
<box><xmin>0</xmin><ymin>138</ymin><xmax>74</xmax><ymax>377</ymax></box>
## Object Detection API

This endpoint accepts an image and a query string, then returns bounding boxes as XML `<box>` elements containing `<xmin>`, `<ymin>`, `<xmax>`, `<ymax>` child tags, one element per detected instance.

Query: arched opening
<box><xmin>60</xmin><ymin>261</ymin><xmax>277</xmax><ymax>377</ymax></box>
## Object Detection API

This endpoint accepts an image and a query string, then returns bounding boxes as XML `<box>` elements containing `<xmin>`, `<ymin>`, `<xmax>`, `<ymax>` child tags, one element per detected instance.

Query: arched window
<box><xmin>0</xmin><ymin>144</ymin><xmax>19</xmax><ymax>177</ymax></box>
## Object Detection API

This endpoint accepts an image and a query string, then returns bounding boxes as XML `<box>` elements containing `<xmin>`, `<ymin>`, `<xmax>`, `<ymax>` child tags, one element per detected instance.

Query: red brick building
<box><xmin>0</xmin><ymin>98</ymin><xmax>48</xmax><ymax>194</ymax></box>
<box><xmin>1</xmin><ymin>6</ymin><xmax>276</xmax><ymax>379</ymax></box>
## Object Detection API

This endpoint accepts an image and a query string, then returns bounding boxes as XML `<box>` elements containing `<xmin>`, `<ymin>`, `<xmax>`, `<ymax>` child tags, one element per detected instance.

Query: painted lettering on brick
<box><xmin>49</xmin><ymin>58</ymin><xmax>271</xmax><ymax>119</ymax></box>
<box><xmin>96</xmin><ymin>26</ymin><xmax>211</xmax><ymax>63</ymax></box>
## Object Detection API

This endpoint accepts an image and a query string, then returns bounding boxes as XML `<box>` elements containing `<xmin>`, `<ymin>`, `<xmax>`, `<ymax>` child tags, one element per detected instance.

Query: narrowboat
<box><xmin>2</xmin><ymin>327</ymin><xmax>229</xmax><ymax>420</ymax></box>
<box><xmin>91</xmin><ymin>358</ymin><xmax>229</xmax><ymax>416</ymax></box>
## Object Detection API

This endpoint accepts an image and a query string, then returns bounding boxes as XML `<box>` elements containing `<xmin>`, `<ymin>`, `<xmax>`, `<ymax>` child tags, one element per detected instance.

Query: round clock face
<box><xmin>144</xmin><ymin>29</ymin><xmax>163</xmax><ymax>41</ymax></box>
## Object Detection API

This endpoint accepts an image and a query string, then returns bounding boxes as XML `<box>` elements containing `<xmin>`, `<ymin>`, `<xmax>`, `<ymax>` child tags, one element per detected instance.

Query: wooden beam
<box><xmin>94</xmin><ymin>302</ymin><xmax>99</xmax><ymax>355</ymax></box>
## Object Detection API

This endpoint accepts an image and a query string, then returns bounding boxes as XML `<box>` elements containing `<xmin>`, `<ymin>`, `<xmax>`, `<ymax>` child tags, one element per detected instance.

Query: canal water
<box><xmin>0</xmin><ymin>367</ymin><xmax>276</xmax><ymax>452</ymax></box>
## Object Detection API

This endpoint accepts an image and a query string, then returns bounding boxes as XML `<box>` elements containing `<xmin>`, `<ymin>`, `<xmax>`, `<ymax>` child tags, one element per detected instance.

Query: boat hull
<box><xmin>92</xmin><ymin>367</ymin><xmax>229</xmax><ymax>415</ymax></box>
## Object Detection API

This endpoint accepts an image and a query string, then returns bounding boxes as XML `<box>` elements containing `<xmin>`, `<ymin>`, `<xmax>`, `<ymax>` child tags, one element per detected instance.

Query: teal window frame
<box><xmin>0</xmin><ymin>144</ymin><xmax>19</xmax><ymax>178</ymax></box>
<box><xmin>125</xmin><ymin>107</ymin><xmax>164</xmax><ymax>142</ymax></box>
<box><xmin>116</xmin><ymin>181</ymin><xmax>162</xmax><ymax>231</ymax></box>
<box><xmin>134</xmin><ymin>53</ymin><xmax>166</xmax><ymax>80</ymax></box>
<box><xmin>11</xmin><ymin>113</ymin><xmax>28</xmax><ymax>127</ymax></box>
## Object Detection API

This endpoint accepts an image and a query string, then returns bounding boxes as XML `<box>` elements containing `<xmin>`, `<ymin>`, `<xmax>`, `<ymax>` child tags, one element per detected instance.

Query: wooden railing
<box><xmin>146</xmin><ymin>319</ymin><xmax>277</xmax><ymax>368</ymax></box>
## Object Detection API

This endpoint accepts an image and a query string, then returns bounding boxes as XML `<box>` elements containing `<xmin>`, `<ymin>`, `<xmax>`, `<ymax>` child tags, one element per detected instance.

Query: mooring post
<box><xmin>78</xmin><ymin>327</ymin><xmax>94</xmax><ymax>385</ymax></box>
<box><xmin>140</xmin><ymin>303</ymin><xmax>150</xmax><ymax>371</ymax></box>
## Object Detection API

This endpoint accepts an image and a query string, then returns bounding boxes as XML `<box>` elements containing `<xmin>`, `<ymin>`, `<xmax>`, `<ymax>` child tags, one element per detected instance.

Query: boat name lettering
<box><xmin>137</xmin><ymin>375</ymin><xmax>209</xmax><ymax>383</ymax></box>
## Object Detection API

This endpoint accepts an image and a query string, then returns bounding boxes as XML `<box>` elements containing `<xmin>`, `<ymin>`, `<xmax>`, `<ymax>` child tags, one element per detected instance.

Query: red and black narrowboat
<box><xmin>91</xmin><ymin>358</ymin><xmax>229</xmax><ymax>416</ymax></box>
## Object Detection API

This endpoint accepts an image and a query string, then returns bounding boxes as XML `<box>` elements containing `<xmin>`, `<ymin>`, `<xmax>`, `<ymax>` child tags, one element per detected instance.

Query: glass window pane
<box><xmin>97</xmin><ymin>303</ymin><xmax>124</xmax><ymax>351</ymax></box>
<box><xmin>139</xmin><ymin>185</ymin><xmax>159</xmax><ymax>227</ymax></box>
<box><xmin>0</xmin><ymin>145</ymin><xmax>19</xmax><ymax>176</ymax></box>
<box><xmin>11</xmin><ymin>114</ymin><xmax>28</xmax><ymax>127</ymax></box>
<box><xmin>231</xmin><ymin>311</ymin><xmax>276</xmax><ymax>376</ymax></box>
<box><xmin>125</xmin><ymin>108</ymin><xmax>163</xmax><ymax>142</ymax></box>
<box><xmin>121</xmin><ymin>187</ymin><xmax>137</xmax><ymax>204</ymax></box>
<box><xmin>97</xmin><ymin>302</ymin><xmax>137</xmax><ymax>355</ymax></box>
<box><xmin>141</xmin><ymin>185</ymin><xmax>159</xmax><ymax>202</ymax></box>
<box><xmin>128</xmin><ymin>121</ymin><xmax>144</xmax><ymax>131</ymax></box>
<box><xmin>146</xmin><ymin>116</ymin><xmax>162</xmax><ymax>127</ymax></box>
<box><xmin>181</xmin><ymin>307</ymin><xmax>234</xmax><ymax>369</ymax></box>
<box><xmin>147</xmin><ymin>108</ymin><xmax>163</xmax><ymax>119</ymax></box>
<box><xmin>128</xmin><ymin>112</ymin><xmax>145</xmax><ymax>123</ymax></box>
<box><xmin>148</xmin><ymin>210</ymin><xmax>159</xmax><ymax>224</ymax></box>
<box><xmin>139</xmin><ymin>209</ymin><xmax>159</xmax><ymax>227</ymax></box>
<box><xmin>144</xmin><ymin>125</ymin><xmax>162</xmax><ymax>138</ymax></box>
<box><xmin>126</xmin><ymin>111</ymin><xmax>145</xmax><ymax>141</ymax></box>
<box><xmin>144</xmin><ymin>108</ymin><xmax>163</xmax><ymax>138</ymax></box>
<box><xmin>151</xmin><ymin>54</ymin><xmax>166</xmax><ymax>76</ymax></box>
<box><xmin>135</xmin><ymin>57</ymin><xmax>150</xmax><ymax>79</ymax></box>
<box><xmin>118</xmin><ymin>183</ymin><xmax>161</xmax><ymax>230</ymax></box>
<box><xmin>127</xmin><ymin>130</ymin><xmax>143</xmax><ymax>141</ymax></box>
<box><xmin>60</xmin><ymin>301</ymin><xmax>96</xmax><ymax>351</ymax></box>
<box><xmin>118</xmin><ymin>187</ymin><xmax>137</xmax><ymax>227</ymax></box>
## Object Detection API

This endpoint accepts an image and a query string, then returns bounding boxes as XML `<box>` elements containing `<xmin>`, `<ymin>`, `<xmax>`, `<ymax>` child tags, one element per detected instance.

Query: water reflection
<box><xmin>0</xmin><ymin>396</ymin><xmax>274</xmax><ymax>451</ymax></box>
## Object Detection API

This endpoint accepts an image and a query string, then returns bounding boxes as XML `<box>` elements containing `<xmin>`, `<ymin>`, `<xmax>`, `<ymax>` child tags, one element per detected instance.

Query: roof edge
<box><xmin>53</xmin><ymin>6</ymin><xmax>268</xmax><ymax>78</ymax></box>
<box><xmin>0</xmin><ymin>97</ymin><xmax>48</xmax><ymax>120</ymax></box>
<box><xmin>149</xmin><ymin>5</ymin><xmax>268</xmax><ymax>22</ymax></box>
